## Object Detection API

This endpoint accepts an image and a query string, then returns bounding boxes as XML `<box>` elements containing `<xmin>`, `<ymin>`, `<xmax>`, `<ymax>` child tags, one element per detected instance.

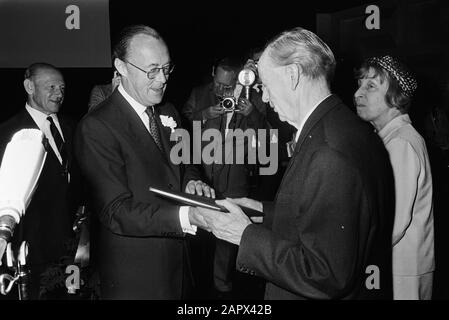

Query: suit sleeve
<box><xmin>74</xmin><ymin>116</ymin><xmax>183</xmax><ymax>237</ymax></box>
<box><xmin>386</xmin><ymin>138</ymin><xmax>420</xmax><ymax>246</ymax></box>
<box><xmin>237</xmin><ymin>148</ymin><xmax>365</xmax><ymax>299</ymax></box>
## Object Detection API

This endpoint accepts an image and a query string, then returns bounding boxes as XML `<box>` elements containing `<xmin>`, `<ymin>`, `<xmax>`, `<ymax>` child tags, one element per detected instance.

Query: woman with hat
<box><xmin>354</xmin><ymin>55</ymin><xmax>434</xmax><ymax>300</ymax></box>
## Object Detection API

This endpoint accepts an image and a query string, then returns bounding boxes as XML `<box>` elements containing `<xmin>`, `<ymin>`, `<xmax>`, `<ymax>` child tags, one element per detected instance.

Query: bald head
<box><xmin>23</xmin><ymin>63</ymin><xmax>65</xmax><ymax>115</ymax></box>
<box><xmin>24</xmin><ymin>63</ymin><xmax>62</xmax><ymax>81</ymax></box>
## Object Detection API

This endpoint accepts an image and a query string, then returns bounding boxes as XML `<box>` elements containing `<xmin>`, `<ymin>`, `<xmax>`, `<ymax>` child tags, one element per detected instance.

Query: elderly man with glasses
<box><xmin>75</xmin><ymin>24</ymin><xmax>213</xmax><ymax>300</ymax></box>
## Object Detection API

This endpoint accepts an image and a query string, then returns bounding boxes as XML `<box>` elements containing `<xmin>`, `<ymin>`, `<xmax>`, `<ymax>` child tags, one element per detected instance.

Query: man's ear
<box><xmin>286</xmin><ymin>64</ymin><xmax>300</xmax><ymax>90</ymax></box>
<box><xmin>211</xmin><ymin>66</ymin><xmax>215</xmax><ymax>77</ymax></box>
<box><xmin>114</xmin><ymin>58</ymin><xmax>127</xmax><ymax>78</ymax></box>
<box><xmin>23</xmin><ymin>79</ymin><xmax>34</xmax><ymax>95</ymax></box>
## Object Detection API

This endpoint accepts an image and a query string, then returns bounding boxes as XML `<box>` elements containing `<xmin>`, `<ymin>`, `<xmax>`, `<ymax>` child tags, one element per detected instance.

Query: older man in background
<box><xmin>0</xmin><ymin>63</ymin><xmax>80</xmax><ymax>299</ymax></box>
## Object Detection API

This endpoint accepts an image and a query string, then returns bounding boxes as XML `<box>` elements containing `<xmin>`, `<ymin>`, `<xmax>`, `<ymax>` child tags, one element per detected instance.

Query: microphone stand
<box><xmin>17</xmin><ymin>263</ymin><xmax>28</xmax><ymax>300</ymax></box>
<box><xmin>0</xmin><ymin>241</ymin><xmax>29</xmax><ymax>300</ymax></box>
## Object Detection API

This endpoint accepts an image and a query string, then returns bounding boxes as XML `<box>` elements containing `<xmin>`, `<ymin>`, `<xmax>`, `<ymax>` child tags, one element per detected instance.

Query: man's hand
<box><xmin>236</xmin><ymin>97</ymin><xmax>254</xmax><ymax>117</ymax></box>
<box><xmin>185</xmin><ymin>180</ymin><xmax>215</xmax><ymax>198</ymax></box>
<box><xmin>243</xmin><ymin>59</ymin><xmax>258</xmax><ymax>75</ymax></box>
<box><xmin>196</xmin><ymin>199</ymin><xmax>252</xmax><ymax>245</ymax></box>
<box><xmin>188</xmin><ymin>207</ymin><xmax>210</xmax><ymax>231</ymax></box>
<box><xmin>202</xmin><ymin>104</ymin><xmax>225</xmax><ymax>120</ymax></box>
<box><xmin>228</xmin><ymin>198</ymin><xmax>264</xmax><ymax>224</ymax></box>
<box><xmin>229</xmin><ymin>197</ymin><xmax>263</xmax><ymax>211</ymax></box>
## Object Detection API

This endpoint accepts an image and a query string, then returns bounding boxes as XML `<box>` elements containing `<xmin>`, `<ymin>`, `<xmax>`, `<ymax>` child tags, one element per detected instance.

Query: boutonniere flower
<box><xmin>159</xmin><ymin>115</ymin><xmax>177</xmax><ymax>133</ymax></box>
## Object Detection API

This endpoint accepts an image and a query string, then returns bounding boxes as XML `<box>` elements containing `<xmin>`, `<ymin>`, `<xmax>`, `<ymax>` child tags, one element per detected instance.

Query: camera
<box><xmin>220</xmin><ymin>96</ymin><xmax>239</xmax><ymax>112</ymax></box>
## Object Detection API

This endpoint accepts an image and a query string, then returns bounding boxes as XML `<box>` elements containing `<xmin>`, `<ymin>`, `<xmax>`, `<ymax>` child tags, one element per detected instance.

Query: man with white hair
<box><xmin>195</xmin><ymin>27</ymin><xmax>395</xmax><ymax>299</ymax></box>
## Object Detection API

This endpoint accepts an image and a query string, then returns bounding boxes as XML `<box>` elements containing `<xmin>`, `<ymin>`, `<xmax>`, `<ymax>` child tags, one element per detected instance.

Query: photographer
<box><xmin>182</xmin><ymin>57</ymin><xmax>267</xmax><ymax>299</ymax></box>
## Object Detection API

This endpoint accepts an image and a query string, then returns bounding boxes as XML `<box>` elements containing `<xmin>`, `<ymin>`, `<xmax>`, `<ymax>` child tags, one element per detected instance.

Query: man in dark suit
<box><xmin>75</xmin><ymin>25</ymin><xmax>212</xmax><ymax>300</ymax></box>
<box><xmin>195</xmin><ymin>27</ymin><xmax>395</xmax><ymax>299</ymax></box>
<box><xmin>182</xmin><ymin>58</ymin><xmax>267</xmax><ymax>298</ymax></box>
<box><xmin>0</xmin><ymin>63</ymin><xmax>79</xmax><ymax>299</ymax></box>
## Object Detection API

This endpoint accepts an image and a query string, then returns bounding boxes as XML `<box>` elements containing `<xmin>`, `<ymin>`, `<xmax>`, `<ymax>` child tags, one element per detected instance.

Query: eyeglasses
<box><xmin>125</xmin><ymin>60</ymin><xmax>175</xmax><ymax>80</ymax></box>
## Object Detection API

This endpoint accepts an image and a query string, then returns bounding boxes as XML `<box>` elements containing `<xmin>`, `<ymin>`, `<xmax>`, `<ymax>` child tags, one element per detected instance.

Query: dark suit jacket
<box><xmin>74</xmin><ymin>90</ymin><xmax>201</xmax><ymax>299</ymax></box>
<box><xmin>183</xmin><ymin>83</ymin><xmax>267</xmax><ymax>197</ymax></box>
<box><xmin>0</xmin><ymin>109</ymin><xmax>78</xmax><ymax>298</ymax></box>
<box><xmin>236</xmin><ymin>95</ymin><xmax>395</xmax><ymax>299</ymax></box>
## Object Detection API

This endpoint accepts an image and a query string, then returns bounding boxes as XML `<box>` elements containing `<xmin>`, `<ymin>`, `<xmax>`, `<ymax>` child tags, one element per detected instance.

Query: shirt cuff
<box><xmin>179</xmin><ymin>206</ymin><xmax>197</xmax><ymax>235</ymax></box>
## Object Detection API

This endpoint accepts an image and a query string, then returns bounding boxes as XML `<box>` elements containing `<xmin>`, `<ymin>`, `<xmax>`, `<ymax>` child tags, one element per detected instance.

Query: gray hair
<box><xmin>265</xmin><ymin>27</ymin><xmax>336</xmax><ymax>85</ymax></box>
<box><xmin>24</xmin><ymin>62</ymin><xmax>61</xmax><ymax>80</ymax></box>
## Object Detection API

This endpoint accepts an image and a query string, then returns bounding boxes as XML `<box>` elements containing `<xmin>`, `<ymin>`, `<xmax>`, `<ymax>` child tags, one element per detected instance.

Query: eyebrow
<box><xmin>144</xmin><ymin>62</ymin><xmax>171</xmax><ymax>68</ymax></box>
<box><xmin>359</xmin><ymin>75</ymin><xmax>380</xmax><ymax>82</ymax></box>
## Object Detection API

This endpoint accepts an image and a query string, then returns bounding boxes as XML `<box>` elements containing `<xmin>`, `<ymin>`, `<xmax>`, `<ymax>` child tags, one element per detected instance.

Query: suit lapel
<box><xmin>294</xmin><ymin>95</ymin><xmax>339</xmax><ymax>155</ymax></box>
<box><xmin>275</xmin><ymin>95</ymin><xmax>340</xmax><ymax>200</ymax></box>
<box><xmin>154</xmin><ymin>106</ymin><xmax>181</xmax><ymax>179</ymax></box>
<box><xmin>154</xmin><ymin>108</ymin><xmax>175</xmax><ymax>157</ymax></box>
<box><xmin>113</xmin><ymin>92</ymin><xmax>180</xmax><ymax>182</ymax></box>
<box><xmin>18</xmin><ymin>109</ymin><xmax>39</xmax><ymax>128</ymax></box>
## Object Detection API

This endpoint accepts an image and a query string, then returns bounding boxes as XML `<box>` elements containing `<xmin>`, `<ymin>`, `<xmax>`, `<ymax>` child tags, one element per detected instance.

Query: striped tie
<box><xmin>47</xmin><ymin>116</ymin><xmax>66</xmax><ymax>164</ymax></box>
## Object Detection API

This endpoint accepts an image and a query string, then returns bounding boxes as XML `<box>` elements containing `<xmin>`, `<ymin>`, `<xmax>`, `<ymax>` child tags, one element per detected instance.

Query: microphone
<box><xmin>0</xmin><ymin>129</ymin><xmax>46</xmax><ymax>262</ymax></box>
<box><xmin>0</xmin><ymin>212</ymin><xmax>17</xmax><ymax>262</ymax></box>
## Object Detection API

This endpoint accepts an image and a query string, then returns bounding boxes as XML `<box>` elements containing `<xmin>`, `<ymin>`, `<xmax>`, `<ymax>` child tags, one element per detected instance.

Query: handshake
<box><xmin>188</xmin><ymin>196</ymin><xmax>264</xmax><ymax>246</ymax></box>
<box><xmin>182</xmin><ymin>180</ymin><xmax>263</xmax><ymax>245</ymax></box>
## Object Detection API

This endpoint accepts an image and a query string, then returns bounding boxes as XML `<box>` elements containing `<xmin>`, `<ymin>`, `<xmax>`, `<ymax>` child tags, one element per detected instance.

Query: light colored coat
<box><xmin>378</xmin><ymin>114</ymin><xmax>435</xmax><ymax>276</ymax></box>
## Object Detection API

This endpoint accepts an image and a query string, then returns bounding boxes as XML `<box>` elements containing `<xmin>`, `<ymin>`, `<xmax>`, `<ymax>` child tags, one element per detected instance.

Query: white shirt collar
<box><xmin>295</xmin><ymin>94</ymin><xmax>332</xmax><ymax>142</ymax></box>
<box><xmin>25</xmin><ymin>103</ymin><xmax>65</xmax><ymax>166</ymax></box>
<box><xmin>118</xmin><ymin>83</ymin><xmax>148</xmax><ymax>116</ymax></box>
<box><xmin>25</xmin><ymin>103</ymin><xmax>60</xmax><ymax>132</ymax></box>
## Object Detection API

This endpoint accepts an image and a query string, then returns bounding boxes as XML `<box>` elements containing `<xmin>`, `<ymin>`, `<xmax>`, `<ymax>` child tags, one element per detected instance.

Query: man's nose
<box><xmin>54</xmin><ymin>87</ymin><xmax>64</xmax><ymax>97</ymax></box>
<box><xmin>155</xmin><ymin>68</ymin><xmax>168</xmax><ymax>84</ymax></box>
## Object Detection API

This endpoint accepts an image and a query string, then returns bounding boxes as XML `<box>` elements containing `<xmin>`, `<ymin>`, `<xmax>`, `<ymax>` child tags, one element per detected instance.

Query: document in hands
<box><xmin>149</xmin><ymin>187</ymin><xmax>264</xmax><ymax>217</ymax></box>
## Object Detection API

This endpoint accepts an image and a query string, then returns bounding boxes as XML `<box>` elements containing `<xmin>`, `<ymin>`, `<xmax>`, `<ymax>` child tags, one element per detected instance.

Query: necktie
<box><xmin>47</xmin><ymin>116</ymin><xmax>67</xmax><ymax>167</ymax></box>
<box><xmin>145</xmin><ymin>106</ymin><xmax>163</xmax><ymax>151</ymax></box>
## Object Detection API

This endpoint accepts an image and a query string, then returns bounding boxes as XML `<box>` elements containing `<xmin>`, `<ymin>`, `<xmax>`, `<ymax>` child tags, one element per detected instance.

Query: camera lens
<box><xmin>221</xmin><ymin>97</ymin><xmax>234</xmax><ymax>110</ymax></box>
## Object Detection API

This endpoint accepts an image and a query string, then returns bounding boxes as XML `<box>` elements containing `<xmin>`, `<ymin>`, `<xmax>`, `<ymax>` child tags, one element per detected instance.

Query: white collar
<box><xmin>25</xmin><ymin>103</ymin><xmax>59</xmax><ymax>128</ymax></box>
<box><xmin>295</xmin><ymin>94</ymin><xmax>332</xmax><ymax>142</ymax></box>
<box><xmin>118</xmin><ymin>84</ymin><xmax>148</xmax><ymax>116</ymax></box>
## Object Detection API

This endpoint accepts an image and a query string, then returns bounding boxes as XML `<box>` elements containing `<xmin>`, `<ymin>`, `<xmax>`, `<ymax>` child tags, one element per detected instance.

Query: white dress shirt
<box><xmin>118</xmin><ymin>84</ymin><xmax>196</xmax><ymax>235</ymax></box>
<box><xmin>26</xmin><ymin>103</ymin><xmax>65</xmax><ymax>164</ymax></box>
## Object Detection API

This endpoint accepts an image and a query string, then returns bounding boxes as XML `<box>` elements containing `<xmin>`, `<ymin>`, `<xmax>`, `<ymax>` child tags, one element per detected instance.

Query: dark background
<box><xmin>1</xmin><ymin>0</ymin><xmax>447</xmax><ymax>126</ymax></box>
<box><xmin>0</xmin><ymin>0</ymin><xmax>409</xmax><ymax>122</ymax></box>
<box><xmin>1</xmin><ymin>0</ymin><xmax>448</xmax><ymax>299</ymax></box>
